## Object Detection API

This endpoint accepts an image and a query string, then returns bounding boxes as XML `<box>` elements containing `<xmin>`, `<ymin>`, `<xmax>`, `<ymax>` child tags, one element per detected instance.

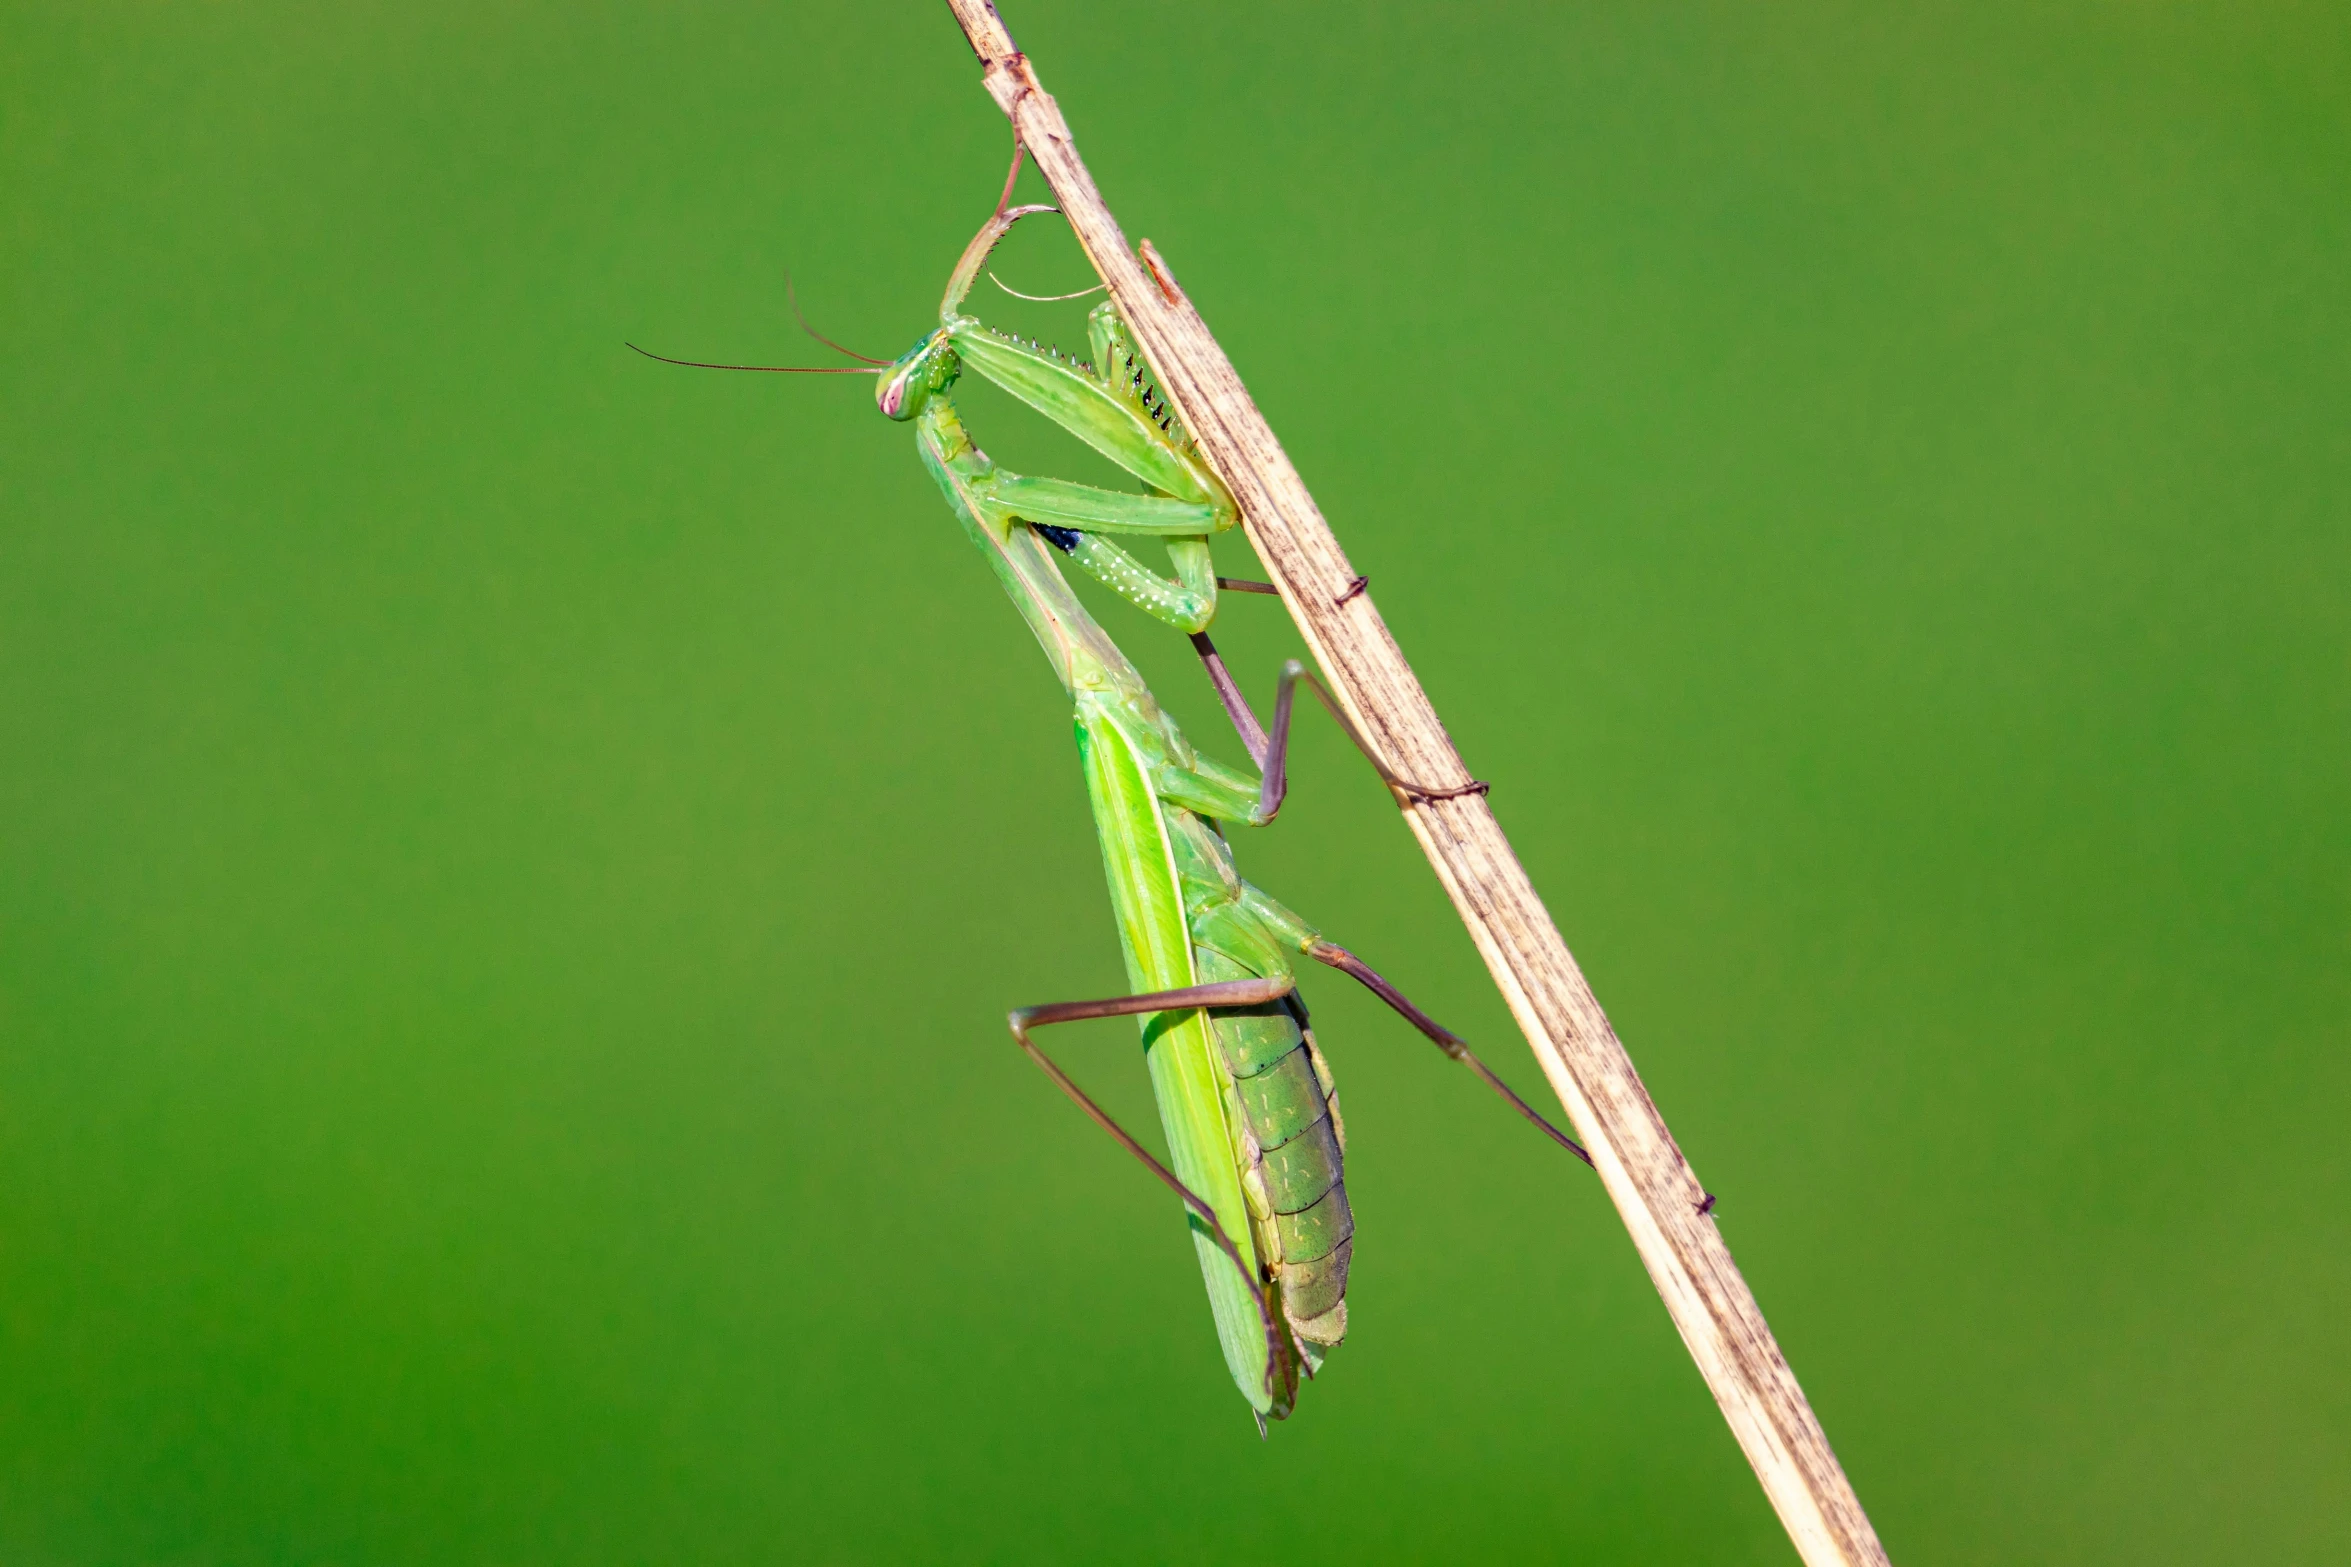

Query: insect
<box><xmin>633</xmin><ymin>157</ymin><xmax>1589</xmax><ymax>1427</ymax></box>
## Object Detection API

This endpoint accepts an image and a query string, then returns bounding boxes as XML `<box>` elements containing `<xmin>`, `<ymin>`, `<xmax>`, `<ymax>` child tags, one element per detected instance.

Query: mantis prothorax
<box><xmin>636</xmin><ymin>156</ymin><xmax>1588</xmax><ymax>1425</ymax></box>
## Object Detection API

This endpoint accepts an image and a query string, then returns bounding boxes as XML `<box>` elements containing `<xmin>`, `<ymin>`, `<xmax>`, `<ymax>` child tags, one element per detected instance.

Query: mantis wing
<box><xmin>1075</xmin><ymin>699</ymin><xmax>1280</xmax><ymax>1416</ymax></box>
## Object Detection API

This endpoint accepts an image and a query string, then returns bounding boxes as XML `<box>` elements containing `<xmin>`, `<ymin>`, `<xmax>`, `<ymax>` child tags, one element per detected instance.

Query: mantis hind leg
<box><xmin>1301</xmin><ymin>938</ymin><xmax>1594</xmax><ymax>1167</ymax></box>
<box><xmin>1006</xmin><ymin>976</ymin><xmax>1301</xmax><ymax>1412</ymax></box>
<box><xmin>1219</xmin><ymin>878</ymin><xmax>1592</xmax><ymax>1167</ymax></box>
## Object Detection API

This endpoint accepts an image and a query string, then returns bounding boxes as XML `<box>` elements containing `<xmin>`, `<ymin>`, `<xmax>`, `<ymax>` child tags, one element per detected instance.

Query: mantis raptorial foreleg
<box><xmin>890</xmin><ymin>198</ymin><xmax>1244</xmax><ymax>636</ymax></box>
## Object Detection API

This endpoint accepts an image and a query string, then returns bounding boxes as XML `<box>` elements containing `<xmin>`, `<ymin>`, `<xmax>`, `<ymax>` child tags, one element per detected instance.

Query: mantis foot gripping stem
<box><xmin>1183</xmin><ymin>636</ymin><xmax>1489</xmax><ymax>814</ymax></box>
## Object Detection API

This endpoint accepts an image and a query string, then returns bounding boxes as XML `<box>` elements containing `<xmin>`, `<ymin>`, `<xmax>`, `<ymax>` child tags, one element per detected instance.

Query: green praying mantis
<box><xmin>633</xmin><ymin>151</ymin><xmax>1591</xmax><ymax>1427</ymax></box>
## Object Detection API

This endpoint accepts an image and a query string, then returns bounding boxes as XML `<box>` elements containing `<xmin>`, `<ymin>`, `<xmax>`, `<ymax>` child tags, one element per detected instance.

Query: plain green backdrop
<box><xmin>3</xmin><ymin>2</ymin><xmax>2344</xmax><ymax>1562</ymax></box>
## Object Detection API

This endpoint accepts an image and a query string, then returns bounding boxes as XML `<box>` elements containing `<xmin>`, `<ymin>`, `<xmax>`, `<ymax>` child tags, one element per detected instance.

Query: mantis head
<box><xmin>877</xmin><ymin>328</ymin><xmax>959</xmax><ymax>422</ymax></box>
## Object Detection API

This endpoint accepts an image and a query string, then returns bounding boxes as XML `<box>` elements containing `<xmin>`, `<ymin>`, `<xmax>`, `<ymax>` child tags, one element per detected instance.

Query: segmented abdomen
<box><xmin>1196</xmin><ymin>947</ymin><xmax>1352</xmax><ymax>1349</ymax></box>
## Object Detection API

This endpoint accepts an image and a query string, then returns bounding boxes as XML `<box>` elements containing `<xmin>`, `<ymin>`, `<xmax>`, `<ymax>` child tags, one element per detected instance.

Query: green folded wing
<box><xmin>1075</xmin><ymin>700</ymin><xmax>1273</xmax><ymax>1415</ymax></box>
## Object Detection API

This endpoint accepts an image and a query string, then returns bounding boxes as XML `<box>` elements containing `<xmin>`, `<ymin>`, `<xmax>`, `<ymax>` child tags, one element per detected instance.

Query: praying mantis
<box><xmin>634</xmin><ymin>154</ymin><xmax>1590</xmax><ymax>1427</ymax></box>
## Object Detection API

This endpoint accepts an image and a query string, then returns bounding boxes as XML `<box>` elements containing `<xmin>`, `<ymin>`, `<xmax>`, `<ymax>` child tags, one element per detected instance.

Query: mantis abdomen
<box><xmin>1196</xmin><ymin>947</ymin><xmax>1352</xmax><ymax>1350</ymax></box>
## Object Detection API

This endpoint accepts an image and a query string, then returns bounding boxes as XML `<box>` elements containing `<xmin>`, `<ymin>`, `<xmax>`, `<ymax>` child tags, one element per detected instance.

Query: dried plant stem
<box><xmin>940</xmin><ymin>4</ymin><xmax>1889</xmax><ymax>1562</ymax></box>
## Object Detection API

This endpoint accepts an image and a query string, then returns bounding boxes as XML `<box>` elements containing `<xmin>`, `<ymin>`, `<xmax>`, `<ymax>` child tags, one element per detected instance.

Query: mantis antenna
<box><xmin>785</xmin><ymin>270</ymin><xmax>891</xmax><ymax>365</ymax></box>
<box><xmin>624</xmin><ymin>343</ymin><xmax>882</xmax><ymax>374</ymax></box>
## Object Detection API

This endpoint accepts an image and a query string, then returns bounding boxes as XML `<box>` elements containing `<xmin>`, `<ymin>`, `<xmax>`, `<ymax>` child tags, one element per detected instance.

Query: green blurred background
<box><xmin>3</xmin><ymin>2</ymin><xmax>2344</xmax><ymax>1561</ymax></box>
